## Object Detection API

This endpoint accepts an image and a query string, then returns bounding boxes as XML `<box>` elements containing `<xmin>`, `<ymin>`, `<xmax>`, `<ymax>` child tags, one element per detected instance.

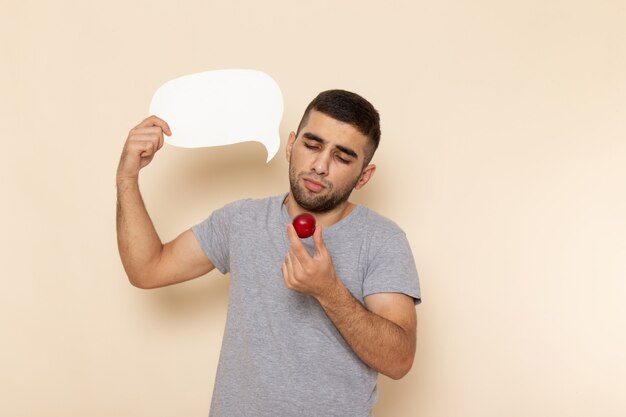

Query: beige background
<box><xmin>2</xmin><ymin>0</ymin><xmax>625</xmax><ymax>416</ymax></box>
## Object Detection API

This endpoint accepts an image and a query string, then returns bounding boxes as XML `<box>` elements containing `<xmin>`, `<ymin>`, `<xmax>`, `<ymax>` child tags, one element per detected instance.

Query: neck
<box><xmin>283</xmin><ymin>192</ymin><xmax>355</xmax><ymax>228</ymax></box>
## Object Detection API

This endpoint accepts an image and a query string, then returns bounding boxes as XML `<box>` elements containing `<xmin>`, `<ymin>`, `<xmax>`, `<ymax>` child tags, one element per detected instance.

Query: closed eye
<box><xmin>336</xmin><ymin>155</ymin><xmax>350</xmax><ymax>164</ymax></box>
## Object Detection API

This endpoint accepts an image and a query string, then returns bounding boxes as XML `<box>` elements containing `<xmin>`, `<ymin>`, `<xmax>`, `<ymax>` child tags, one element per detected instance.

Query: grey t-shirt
<box><xmin>192</xmin><ymin>194</ymin><xmax>420</xmax><ymax>417</ymax></box>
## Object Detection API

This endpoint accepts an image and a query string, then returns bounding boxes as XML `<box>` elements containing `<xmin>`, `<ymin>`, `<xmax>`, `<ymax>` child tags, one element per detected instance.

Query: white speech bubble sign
<box><xmin>149</xmin><ymin>69</ymin><xmax>283</xmax><ymax>162</ymax></box>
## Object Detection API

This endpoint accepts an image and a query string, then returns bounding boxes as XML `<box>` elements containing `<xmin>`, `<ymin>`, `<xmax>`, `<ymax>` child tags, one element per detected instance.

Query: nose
<box><xmin>311</xmin><ymin>152</ymin><xmax>330</xmax><ymax>176</ymax></box>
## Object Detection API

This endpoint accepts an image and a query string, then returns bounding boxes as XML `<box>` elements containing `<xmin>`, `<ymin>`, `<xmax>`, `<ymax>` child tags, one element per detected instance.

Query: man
<box><xmin>116</xmin><ymin>90</ymin><xmax>421</xmax><ymax>416</ymax></box>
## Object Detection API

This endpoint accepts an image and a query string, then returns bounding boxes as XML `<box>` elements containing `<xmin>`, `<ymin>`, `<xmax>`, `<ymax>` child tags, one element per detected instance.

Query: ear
<box><xmin>286</xmin><ymin>131</ymin><xmax>296</xmax><ymax>161</ymax></box>
<box><xmin>355</xmin><ymin>164</ymin><xmax>376</xmax><ymax>190</ymax></box>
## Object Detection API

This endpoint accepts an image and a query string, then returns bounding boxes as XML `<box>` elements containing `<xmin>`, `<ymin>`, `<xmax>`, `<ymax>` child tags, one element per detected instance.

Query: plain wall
<box><xmin>1</xmin><ymin>1</ymin><xmax>625</xmax><ymax>416</ymax></box>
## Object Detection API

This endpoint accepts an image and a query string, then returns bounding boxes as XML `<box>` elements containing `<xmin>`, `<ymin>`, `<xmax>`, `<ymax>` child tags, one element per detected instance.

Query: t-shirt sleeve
<box><xmin>363</xmin><ymin>231</ymin><xmax>421</xmax><ymax>305</ymax></box>
<box><xmin>191</xmin><ymin>201</ymin><xmax>240</xmax><ymax>274</ymax></box>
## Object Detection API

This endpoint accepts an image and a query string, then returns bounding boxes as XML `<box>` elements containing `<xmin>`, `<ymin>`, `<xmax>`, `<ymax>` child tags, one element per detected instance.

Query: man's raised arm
<box><xmin>116</xmin><ymin>116</ymin><xmax>214</xmax><ymax>289</ymax></box>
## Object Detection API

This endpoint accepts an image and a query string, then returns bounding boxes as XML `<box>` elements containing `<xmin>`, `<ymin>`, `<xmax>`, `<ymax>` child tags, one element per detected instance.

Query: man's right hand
<box><xmin>116</xmin><ymin>115</ymin><xmax>215</xmax><ymax>289</ymax></box>
<box><xmin>117</xmin><ymin>115</ymin><xmax>171</xmax><ymax>182</ymax></box>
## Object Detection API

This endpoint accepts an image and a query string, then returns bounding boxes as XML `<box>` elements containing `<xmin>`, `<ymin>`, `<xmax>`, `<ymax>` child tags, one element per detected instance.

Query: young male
<box><xmin>116</xmin><ymin>90</ymin><xmax>421</xmax><ymax>417</ymax></box>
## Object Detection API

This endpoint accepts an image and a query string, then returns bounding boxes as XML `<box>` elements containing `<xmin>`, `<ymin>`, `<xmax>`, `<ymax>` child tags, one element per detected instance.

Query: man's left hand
<box><xmin>281</xmin><ymin>224</ymin><xmax>339</xmax><ymax>299</ymax></box>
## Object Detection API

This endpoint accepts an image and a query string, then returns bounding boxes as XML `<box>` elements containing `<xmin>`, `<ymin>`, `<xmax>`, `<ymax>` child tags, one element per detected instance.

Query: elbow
<box><xmin>385</xmin><ymin>336</ymin><xmax>417</xmax><ymax>380</ymax></box>
<box><xmin>126</xmin><ymin>270</ymin><xmax>159</xmax><ymax>290</ymax></box>
<box><xmin>384</xmin><ymin>355</ymin><xmax>415</xmax><ymax>380</ymax></box>
<box><xmin>121</xmin><ymin>257</ymin><xmax>163</xmax><ymax>289</ymax></box>
<box><xmin>127</xmin><ymin>275</ymin><xmax>150</xmax><ymax>289</ymax></box>
<box><xmin>119</xmin><ymin>246</ymin><xmax>165</xmax><ymax>289</ymax></box>
<box><xmin>386</xmin><ymin>365</ymin><xmax>412</xmax><ymax>380</ymax></box>
<box><xmin>129</xmin><ymin>278</ymin><xmax>151</xmax><ymax>289</ymax></box>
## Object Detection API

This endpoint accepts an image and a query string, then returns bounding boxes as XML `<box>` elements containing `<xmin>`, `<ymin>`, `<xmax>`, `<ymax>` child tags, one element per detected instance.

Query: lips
<box><xmin>303</xmin><ymin>178</ymin><xmax>325</xmax><ymax>193</ymax></box>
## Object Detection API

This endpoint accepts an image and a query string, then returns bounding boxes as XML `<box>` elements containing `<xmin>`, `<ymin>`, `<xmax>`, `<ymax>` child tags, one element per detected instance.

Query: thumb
<box><xmin>313</xmin><ymin>225</ymin><xmax>325</xmax><ymax>255</ymax></box>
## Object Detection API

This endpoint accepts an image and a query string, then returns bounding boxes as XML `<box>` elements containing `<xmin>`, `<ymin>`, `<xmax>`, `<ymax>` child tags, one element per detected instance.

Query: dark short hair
<box><xmin>296</xmin><ymin>89</ymin><xmax>381</xmax><ymax>165</ymax></box>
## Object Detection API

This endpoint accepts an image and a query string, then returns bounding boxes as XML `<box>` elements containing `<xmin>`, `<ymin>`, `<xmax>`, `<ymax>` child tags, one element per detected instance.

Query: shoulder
<box><xmin>353</xmin><ymin>206</ymin><xmax>416</xmax><ymax>265</ymax></box>
<box><xmin>357</xmin><ymin>206</ymin><xmax>407</xmax><ymax>241</ymax></box>
<box><xmin>217</xmin><ymin>195</ymin><xmax>280</xmax><ymax>214</ymax></box>
<box><xmin>210</xmin><ymin>195</ymin><xmax>283</xmax><ymax>227</ymax></box>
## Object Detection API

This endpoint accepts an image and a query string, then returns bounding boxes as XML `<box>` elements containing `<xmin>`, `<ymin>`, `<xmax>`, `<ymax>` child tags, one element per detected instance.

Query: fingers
<box><xmin>281</xmin><ymin>259</ymin><xmax>289</xmax><ymax>282</ymax></box>
<box><xmin>126</xmin><ymin>119</ymin><xmax>169</xmax><ymax>157</ymax></box>
<box><xmin>118</xmin><ymin>116</ymin><xmax>171</xmax><ymax>180</ymax></box>
<box><xmin>129</xmin><ymin>126</ymin><xmax>167</xmax><ymax>149</ymax></box>
<box><xmin>312</xmin><ymin>225</ymin><xmax>325</xmax><ymax>256</ymax></box>
<box><xmin>281</xmin><ymin>259</ymin><xmax>287</xmax><ymax>275</ymax></box>
<box><xmin>285</xmin><ymin>224</ymin><xmax>310</xmax><ymax>261</ymax></box>
<box><xmin>285</xmin><ymin>223</ymin><xmax>300</xmax><ymax>245</ymax></box>
<box><xmin>129</xmin><ymin>116</ymin><xmax>171</xmax><ymax>152</ymax></box>
<box><xmin>281</xmin><ymin>252</ymin><xmax>299</xmax><ymax>289</ymax></box>
<box><xmin>127</xmin><ymin>133</ymin><xmax>160</xmax><ymax>155</ymax></box>
<box><xmin>136</xmin><ymin>115</ymin><xmax>172</xmax><ymax>136</ymax></box>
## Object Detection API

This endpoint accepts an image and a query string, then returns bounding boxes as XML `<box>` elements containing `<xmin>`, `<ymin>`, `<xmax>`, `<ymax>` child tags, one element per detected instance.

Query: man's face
<box><xmin>286</xmin><ymin>110</ymin><xmax>376</xmax><ymax>213</ymax></box>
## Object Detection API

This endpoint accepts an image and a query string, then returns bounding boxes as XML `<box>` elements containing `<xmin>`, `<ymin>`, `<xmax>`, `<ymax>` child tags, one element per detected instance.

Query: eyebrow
<box><xmin>302</xmin><ymin>132</ymin><xmax>359</xmax><ymax>159</ymax></box>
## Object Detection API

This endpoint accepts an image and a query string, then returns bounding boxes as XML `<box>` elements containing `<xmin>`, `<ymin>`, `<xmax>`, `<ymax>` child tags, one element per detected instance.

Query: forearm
<box><xmin>116</xmin><ymin>177</ymin><xmax>163</xmax><ymax>286</ymax></box>
<box><xmin>316</xmin><ymin>282</ymin><xmax>416</xmax><ymax>379</ymax></box>
<box><xmin>281</xmin><ymin>225</ymin><xmax>416</xmax><ymax>379</ymax></box>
